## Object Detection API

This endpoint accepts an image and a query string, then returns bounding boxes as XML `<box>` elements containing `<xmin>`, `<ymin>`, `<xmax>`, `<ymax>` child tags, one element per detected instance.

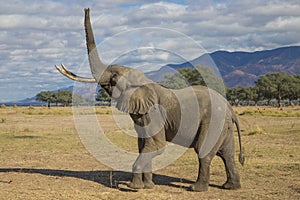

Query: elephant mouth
<box><xmin>101</xmin><ymin>84</ymin><xmax>122</xmax><ymax>100</ymax></box>
<box><xmin>101</xmin><ymin>84</ymin><xmax>112</xmax><ymax>95</ymax></box>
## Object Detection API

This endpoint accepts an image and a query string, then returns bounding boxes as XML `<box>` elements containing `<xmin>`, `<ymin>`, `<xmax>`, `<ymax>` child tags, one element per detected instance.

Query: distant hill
<box><xmin>212</xmin><ymin>46</ymin><xmax>300</xmax><ymax>87</ymax></box>
<box><xmin>157</xmin><ymin>46</ymin><xmax>300</xmax><ymax>87</ymax></box>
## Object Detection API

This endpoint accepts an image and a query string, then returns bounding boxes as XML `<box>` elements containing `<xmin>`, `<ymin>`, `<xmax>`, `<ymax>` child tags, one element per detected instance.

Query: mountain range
<box><xmin>157</xmin><ymin>46</ymin><xmax>300</xmax><ymax>88</ymax></box>
<box><xmin>4</xmin><ymin>46</ymin><xmax>300</xmax><ymax>105</ymax></box>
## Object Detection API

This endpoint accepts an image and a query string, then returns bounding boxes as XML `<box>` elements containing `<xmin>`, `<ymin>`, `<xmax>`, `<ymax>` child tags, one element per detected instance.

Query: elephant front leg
<box><xmin>128</xmin><ymin>161</ymin><xmax>154</xmax><ymax>189</ymax></box>
<box><xmin>127</xmin><ymin>117</ymin><xmax>166</xmax><ymax>190</ymax></box>
<box><xmin>128</xmin><ymin>153</ymin><xmax>153</xmax><ymax>189</ymax></box>
<box><xmin>143</xmin><ymin>162</ymin><xmax>155</xmax><ymax>189</ymax></box>
<box><xmin>128</xmin><ymin>140</ymin><xmax>165</xmax><ymax>189</ymax></box>
<box><xmin>128</xmin><ymin>173</ymin><xmax>144</xmax><ymax>189</ymax></box>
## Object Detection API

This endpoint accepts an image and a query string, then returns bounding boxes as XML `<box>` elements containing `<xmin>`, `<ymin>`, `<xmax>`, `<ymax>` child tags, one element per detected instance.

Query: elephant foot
<box><xmin>127</xmin><ymin>181</ymin><xmax>144</xmax><ymax>189</ymax></box>
<box><xmin>222</xmin><ymin>181</ymin><xmax>241</xmax><ymax>190</ymax></box>
<box><xmin>144</xmin><ymin>181</ymin><xmax>155</xmax><ymax>189</ymax></box>
<box><xmin>189</xmin><ymin>182</ymin><xmax>209</xmax><ymax>192</ymax></box>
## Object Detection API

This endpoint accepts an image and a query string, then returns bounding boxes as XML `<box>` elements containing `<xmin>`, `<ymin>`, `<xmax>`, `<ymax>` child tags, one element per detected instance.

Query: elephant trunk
<box><xmin>84</xmin><ymin>8</ymin><xmax>107</xmax><ymax>83</ymax></box>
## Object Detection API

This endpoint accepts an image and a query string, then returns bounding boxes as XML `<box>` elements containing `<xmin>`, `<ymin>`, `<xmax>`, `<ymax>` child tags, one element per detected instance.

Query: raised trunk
<box><xmin>84</xmin><ymin>8</ymin><xmax>107</xmax><ymax>82</ymax></box>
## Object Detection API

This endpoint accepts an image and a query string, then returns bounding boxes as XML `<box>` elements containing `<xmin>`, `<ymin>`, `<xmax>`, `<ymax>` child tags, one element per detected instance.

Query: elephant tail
<box><xmin>233</xmin><ymin>114</ymin><xmax>245</xmax><ymax>166</ymax></box>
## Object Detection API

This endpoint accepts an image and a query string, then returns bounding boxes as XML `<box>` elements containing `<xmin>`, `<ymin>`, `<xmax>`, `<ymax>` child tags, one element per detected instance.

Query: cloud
<box><xmin>0</xmin><ymin>0</ymin><xmax>299</xmax><ymax>102</ymax></box>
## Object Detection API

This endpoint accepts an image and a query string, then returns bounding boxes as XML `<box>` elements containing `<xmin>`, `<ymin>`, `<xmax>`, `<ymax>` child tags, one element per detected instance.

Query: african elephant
<box><xmin>55</xmin><ymin>8</ymin><xmax>244</xmax><ymax>192</ymax></box>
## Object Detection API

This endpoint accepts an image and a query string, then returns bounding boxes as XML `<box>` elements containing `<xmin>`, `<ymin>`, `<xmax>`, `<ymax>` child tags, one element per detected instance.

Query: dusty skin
<box><xmin>0</xmin><ymin>106</ymin><xmax>299</xmax><ymax>199</ymax></box>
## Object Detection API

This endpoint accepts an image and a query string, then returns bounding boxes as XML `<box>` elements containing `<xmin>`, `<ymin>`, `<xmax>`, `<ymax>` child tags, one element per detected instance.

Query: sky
<box><xmin>0</xmin><ymin>0</ymin><xmax>300</xmax><ymax>102</ymax></box>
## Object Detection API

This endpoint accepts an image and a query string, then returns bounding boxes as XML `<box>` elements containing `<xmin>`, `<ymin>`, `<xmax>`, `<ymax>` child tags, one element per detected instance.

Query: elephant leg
<box><xmin>217</xmin><ymin>134</ymin><xmax>241</xmax><ymax>190</ymax></box>
<box><xmin>129</xmin><ymin>170</ymin><xmax>155</xmax><ymax>189</ymax></box>
<box><xmin>136</xmin><ymin>137</ymin><xmax>154</xmax><ymax>188</ymax></box>
<box><xmin>143</xmin><ymin>166</ymin><xmax>155</xmax><ymax>189</ymax></box>
<box><xmin>129</xmin><ymin>173</ymin><xmax>144</xmax><ymax>189</ymax></box>
<box><xmin>190</xmin><ymin>155</ymin><xmax>213</xmax><ymax>192</ymax></box>
<box><xmin>129</xmin><ymin>141</ymin><xmax>165</xmax><ymax>189</ymax></box>
<box><xmin>128</xmin><ymin>138</ymin><xmax>146</xmax><ymax>189</ymax></box>
<box><xmin>128</xmin><ymin>171</ymin><xmax>154</xmax><ymax>189</ymax></box>
<box><xmin>128</xmin><ymin>119</ymin><xmax>166</xmax><ymax>189</ymax></box>
<box><xmin>128</xmin><ymin>151</ymin><xmax>155</xmax><ymax>189</ymax></box>
<box><xmin>143</xmin><ymin>173</ymin><xmax>154</xmax><ymax>189</ymax></box>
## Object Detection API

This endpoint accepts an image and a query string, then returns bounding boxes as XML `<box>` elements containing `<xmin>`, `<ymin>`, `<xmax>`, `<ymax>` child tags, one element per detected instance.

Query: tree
<box><xmin>226</xmin><ymin>87</ymin><xmax>239</xmax><ymax>105</ymax></box>
<box><xmin>36</xmin><ymin>90</ymin><xmax>83</xmax><ymax>107</ymax></box>
<box><xmin>56</xmin><ymin>90</ymin><xmax>73</xmax><ymax>106</ymax></box>
<box><xmin>160</xmin><ymin>72</ymin><xmax>189</xmax><ymax>89</ymax></box>
<box><xmin>248</xmin><ymin>86</ymin><xmax>260</xmax><ymax>105</ymax></box>
<box><xmin>226</xmin><ymin>72</ymin><xmax>300</xmax><ymax>106</ymax></box>
<box><xmin>160</xmin><ymin>66</ymin><xmax>226</xmax><ymax>95</ymax></box>
<box><xmin>286</xmin><ymin>74</ymin><xmax>300</xmax><ymax>103</ymax></box>
<box><xmin>36</xmin><ymin>91</ymin><xmax>57</xmax><ymax>107</ymax></box>
<box><xmin>226</xmin><ymin>86</ymin><xmax>254</xmax><ymax>106</ymax></box>
<box><xmin>195</xmin><ymin>66</ymin><xmax>226</xmax><ymax>95</ymax></box>
<box><xmin>255</xmin><ymin>75</ymin><xmax>274</xmax><ymax>104</ymax></box>
<box><xmin>256</xmin><ymin>72</ymin><xmax>291</xmax><ymax>107</ymax></box>
<box><xmin>176</xmin><ymin>67</ymin><xmax>205</xmax><ymax>86</ymax></box>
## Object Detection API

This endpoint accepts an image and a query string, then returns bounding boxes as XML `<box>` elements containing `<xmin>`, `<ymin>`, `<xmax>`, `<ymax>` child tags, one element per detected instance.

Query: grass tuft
<box><xmin>248</xmin><ymin>125</ymin><xmax>267</xmax><ymax>135</ymax></box>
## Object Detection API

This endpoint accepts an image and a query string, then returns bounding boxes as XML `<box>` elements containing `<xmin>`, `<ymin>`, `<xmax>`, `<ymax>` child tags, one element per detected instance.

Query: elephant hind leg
<box><xmin>190</xmin><ymin>155</ymin><xmax>214</xmax><ymax>192</ymax></box>
<box><xmin>217</xmin><ymin>140</ymin><xmax>241</xmax><ymax>190</ymax></box>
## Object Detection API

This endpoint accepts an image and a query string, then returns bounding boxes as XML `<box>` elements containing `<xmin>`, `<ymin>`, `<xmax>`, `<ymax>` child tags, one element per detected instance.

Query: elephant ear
<box><xmin>123</xmin><ymin>68</ymin><xmax>152</xmax><ymax>87</ymax></box>
<box><xmin>116</xmin><ymin>84</ymin><xmax>156</xmax><ymax>115</ymax></box>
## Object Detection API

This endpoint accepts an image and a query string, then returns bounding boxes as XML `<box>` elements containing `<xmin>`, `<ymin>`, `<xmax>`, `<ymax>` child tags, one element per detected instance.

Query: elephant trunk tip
<box><xmin>239</xmin><ymin>153</ymin><xmax>245</xmax><ymax>166</ymax></box>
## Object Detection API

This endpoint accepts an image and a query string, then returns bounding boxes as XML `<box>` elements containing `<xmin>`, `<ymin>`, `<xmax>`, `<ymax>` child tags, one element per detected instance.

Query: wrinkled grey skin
<box><xmin>55</xmin><ymin>8</ymin><xmax>244</xmax><ymax>192</ymax></box>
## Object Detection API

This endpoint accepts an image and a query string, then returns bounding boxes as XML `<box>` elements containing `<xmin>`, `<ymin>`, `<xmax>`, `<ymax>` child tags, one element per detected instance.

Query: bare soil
<box><xmin>0</xmin><ymin>106</ymin><xmax>299</xmax><ymax>199</ymax></box>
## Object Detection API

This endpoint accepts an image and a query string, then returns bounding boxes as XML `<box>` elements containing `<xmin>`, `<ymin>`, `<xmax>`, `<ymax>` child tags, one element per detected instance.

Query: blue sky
<box><xmin>0</xmin><ymin>0</ymin><xmax>300</xmax><ymax>102</ymax></box>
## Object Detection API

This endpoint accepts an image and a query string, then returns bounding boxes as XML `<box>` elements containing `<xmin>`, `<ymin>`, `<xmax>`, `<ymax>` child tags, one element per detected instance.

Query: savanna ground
<box><xmin>0</xmin><ymin>106</ymin><xmax>299</xmax><ymax>200</ymax></box>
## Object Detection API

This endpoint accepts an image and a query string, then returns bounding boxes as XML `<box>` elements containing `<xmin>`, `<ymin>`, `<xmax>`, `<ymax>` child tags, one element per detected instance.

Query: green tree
<box><xmin>226</xmin><ymin>87</ymin><xmax>239</xmax><ymax>105</ymax></box>
<box><xmin>195</xmin><ymin>66</ymin><xmax>226</xmax><ymax>95</ymax></box>
<box><xmin>226</xmin><ymin>86</ymin><xmax>252</xmax><ymax>106</ymax></box>
<box><xmin>36</xmin><ymin>91</ymin><xmax>57</xmax><ymax>107</ymax></box>
<box><xmin>248</xmin><ymin>86</ymin><xmax>260</xmax><ymax>105</ymax></box>
<box><xmin>160</xmin><ymin>66</ymin><xmax>226</xmax><ymax>95</ymax></box>
<box><xmin>226</xmin><ymin>72</ymin><xmax>300</xmax><ymax>106</ymax></box>
<box><xmin>160</xmin><ymin>72</ymin><xmax>189</xmax><ymax>89</ymax></box>
<box><xmin>256</xmin><ymin>72</ymin><xmax>291</xmax><ymax>106</ymax></box>
<box><xmin>56</xmin><ymin>90</ymin><xmax>73</xmax><ymax>106</ymax></box>
<box><xmin>177</xmin><ymin>67</ymin><xmax>205</xmax><ymax>86</ymax></box>
<box><xmin>37</xmin><ymin>90</ymin><xmax>83</xmax><ymax>107</ymax></box>
<box><xmin>286</xmin><ymin>74</ymin><xmax>300</xmax><ymax>103</ymax></box>
<box><xmin>255</xmin><ymin>75</ymin><xmax>274</xmax><ymax>104</ymax></box>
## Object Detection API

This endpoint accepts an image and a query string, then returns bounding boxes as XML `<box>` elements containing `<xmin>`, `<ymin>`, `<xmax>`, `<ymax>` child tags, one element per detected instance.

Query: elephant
<box><xmin>55</xmin><ymin>8</ymin><xmax>244</xmax><ymax>192</ymax></box>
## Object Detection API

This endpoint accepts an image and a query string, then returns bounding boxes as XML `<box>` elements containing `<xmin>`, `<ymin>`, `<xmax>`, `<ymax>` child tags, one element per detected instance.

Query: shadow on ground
<box><xmin>0</xmin><ymin>168</ymin><xmax>223</xmax><ymax>192</ymax></box>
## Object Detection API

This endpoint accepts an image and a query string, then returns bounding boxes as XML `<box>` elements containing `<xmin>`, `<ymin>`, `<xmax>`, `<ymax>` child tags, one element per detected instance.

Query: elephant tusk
<box><xmin>55</xmin><ymin>64</ymin><xmax>97</xmax><ymax>83</ymax></box>
<box><xmin>61</xmin><ymin>63</ymin><xmax>71</xmax><ymax>74</ymax></box>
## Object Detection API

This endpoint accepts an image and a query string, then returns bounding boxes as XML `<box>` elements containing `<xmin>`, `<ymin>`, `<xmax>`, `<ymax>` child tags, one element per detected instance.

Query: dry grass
<box><xmin>0</xmin><ymin>106</ymin><xmax>299</xmax><ymax>199</ymax></box>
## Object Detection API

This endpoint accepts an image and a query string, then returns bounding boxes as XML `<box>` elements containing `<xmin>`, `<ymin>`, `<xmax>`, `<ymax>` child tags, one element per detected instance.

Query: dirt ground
<box><xmin>0</xmin><ymin>106</ymin><xmax>299</xmax><ymax>200</ymax></box>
